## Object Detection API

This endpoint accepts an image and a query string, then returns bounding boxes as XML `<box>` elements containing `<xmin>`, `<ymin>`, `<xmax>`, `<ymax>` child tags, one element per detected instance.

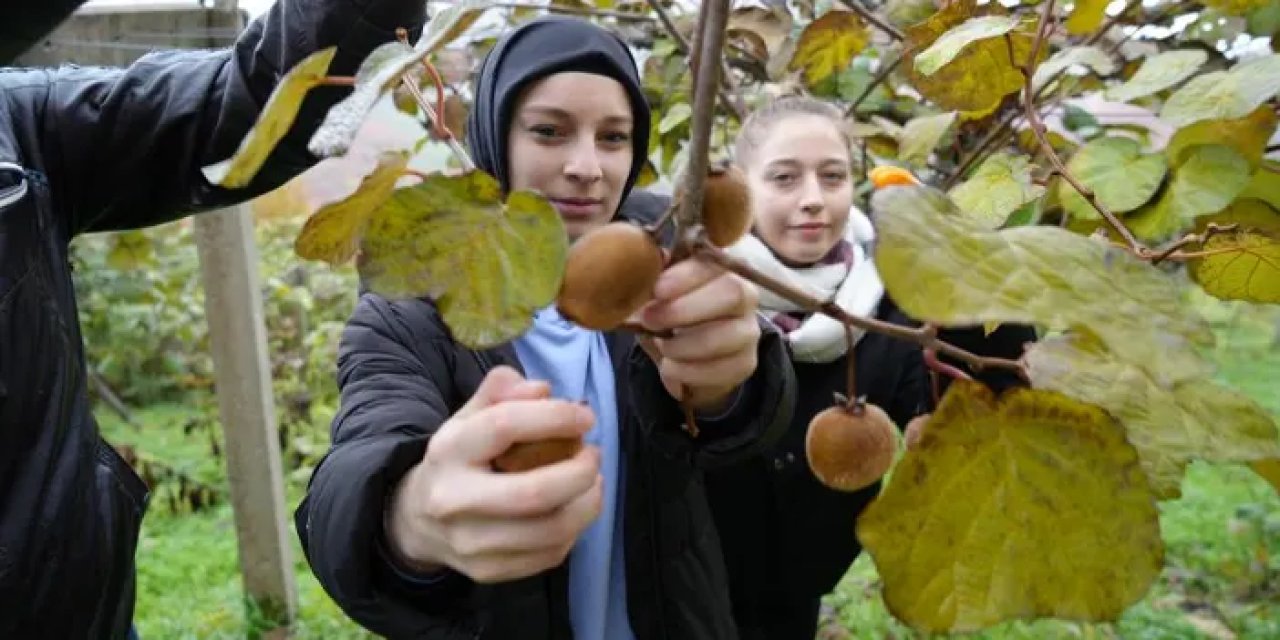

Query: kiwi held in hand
<box><xmin>492</xmin><ymin>438</ymin><xmax>584</xmax><ymax>473</ymax></box>
<box><xmin>805</xmin><ymin>400</ymin><xmax>898</xmax><ymax>492</ymax></box>
<box><xmin>556</xmin><ymin>221</ymin><xmax>664</xmax><ymax>330</ymax></box>
<box><xmin>701</xmin><ymin>161</ymin><xmax>753</xmax><ymax>247</ymax></box>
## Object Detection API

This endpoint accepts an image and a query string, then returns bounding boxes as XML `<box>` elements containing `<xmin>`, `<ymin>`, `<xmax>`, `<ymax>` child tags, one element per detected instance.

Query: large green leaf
<box><xmin>1105</xmin><ymin>50</ymin><xmax>1208</xmax><ymax>103</ymax></box>
<box><xmin>948</xmin><ymin>152</ymin><xmax>1045</xmax><ymax>228</ymax></box>
<box><xmin>857</xmin><ymin>380</ymin><xmax>1162</xmax><ymax>633</ymax></box>
<box><xmin>869</xmin><ymin>185</ymin><xmax>1215</xmax><ymax>385</ymax></box>
<box><xmin>1026</xmin><ymin>331</ymin><xmax>1280</xmax><ymax>498</ymax></box>
<box><xmin>1059</xmin><ymin>137</ymin><xmax>1167</xmax><ymax>221</ymax></box>
<box><xmin>1240</xmin><ymin>162</ymin><xmax>1280</xmax><ymax>209</ymax></box>
<box><xmin>202</xmin><ymin>47</ymin><xmax>337</xmax><ymax>188</ymax></box>
<box><xmin>913</xmin><ymin>16</ymin><xmax>1022</xmax><ymax>77</ymax></box>
<box><xmin>1160</xmin><ymin>54</ymin><xmax>1280</xmax><ymax>127</ymax></box>
<box><xmin>1031</xmin><ymin>45</ymin><xmax>1116</xmax><ymax>90</ymax></box>
<box><xmin>1131</xmin><ymin>144</ymin><xmax>1252</xmax><ymax>241</ymax></box>
<box><xmin>308</xmin><ymin>0</ymin><xmax>490</xmax><ymax>157</ymax></box>
<box><xmin>1165</xmin><ymin>106</ymin><xmax>1278</xmax><ymax>169</ymax></box>
<box><xmin>1188</xmin><ymin>199</ymin><xmax>1280</xmax><ymax>304</ymax></box>
<box><xmin>897</xmin><ymin>111</ymin><xmax>957</xmax><ymax>167</ymax></box>
<box><xmin>357</xmin><ymin>170</ymin><xmax>569</xmax><ymax>349</ymax></box>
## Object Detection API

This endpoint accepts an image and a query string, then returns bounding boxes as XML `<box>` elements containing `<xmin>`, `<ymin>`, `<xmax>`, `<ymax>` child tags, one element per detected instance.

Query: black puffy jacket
<box><xmin>293</xmin><ymin>192</ymin><xmax>798</xmax><ymax>639</ymax></box>
<box><xmin>0</xmin><ymin>1</ymin><xmax>426</xmax><ymax>637</ymax></box>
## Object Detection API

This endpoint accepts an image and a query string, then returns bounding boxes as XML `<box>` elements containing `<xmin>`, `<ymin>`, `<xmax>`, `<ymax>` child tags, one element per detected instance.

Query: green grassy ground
<box><xmin>100</xmin><ymin>300</ymin><xmax>1280</xmax><ymax>639</ymax></box>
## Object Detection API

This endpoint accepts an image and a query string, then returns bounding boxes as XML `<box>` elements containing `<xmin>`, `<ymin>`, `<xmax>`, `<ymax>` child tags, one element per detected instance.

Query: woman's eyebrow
<box><xmin>518</xmin><ymin>105</ymin><xmax>632</xmax><ymax>126</ymax></box>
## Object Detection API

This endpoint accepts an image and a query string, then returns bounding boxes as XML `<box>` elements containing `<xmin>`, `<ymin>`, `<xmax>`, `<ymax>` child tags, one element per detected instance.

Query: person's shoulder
<box><xmin>617</xmin><ymin>188</ymin><xmax>672</xmax><ymax>227</ymax></box>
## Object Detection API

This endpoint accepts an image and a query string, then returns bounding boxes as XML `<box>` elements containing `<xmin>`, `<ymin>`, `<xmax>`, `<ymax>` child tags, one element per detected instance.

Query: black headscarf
<box><xmin>465</xmin><ymin>15</ymin><xmax>652</xmax><ymax>211</ymax></box>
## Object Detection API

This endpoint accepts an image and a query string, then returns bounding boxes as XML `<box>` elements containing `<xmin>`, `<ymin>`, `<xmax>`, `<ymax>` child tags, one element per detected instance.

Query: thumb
<box><xmin>454</xmin><ymin>365</ymin><xmax>537</xmax><ymax>420</ymax></box>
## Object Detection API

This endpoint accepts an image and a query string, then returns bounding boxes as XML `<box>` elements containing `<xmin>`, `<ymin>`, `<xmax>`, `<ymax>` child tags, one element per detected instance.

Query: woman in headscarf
<box><xmin>295</xmin><ymin>15</ymin><xmax>796</xmax><ymax>640</ymax></box>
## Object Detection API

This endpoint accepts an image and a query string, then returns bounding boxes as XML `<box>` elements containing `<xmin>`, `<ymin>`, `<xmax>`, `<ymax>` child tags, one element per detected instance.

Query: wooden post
<box><xmin>193</xmin><ymin>205</ymin><xmax>298</xmax><ymax>629</ymax></box>
<box><xmin>15</xmin><ymin>3</ymin><xmax>298</xmax><ymax>631</ymax></box>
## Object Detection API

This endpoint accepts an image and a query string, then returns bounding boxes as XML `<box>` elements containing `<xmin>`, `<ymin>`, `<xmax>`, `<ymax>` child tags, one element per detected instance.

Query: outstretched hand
<box><xmin>634</xmin><ymin>255</ymin><xmax>761</xmax><ymax>413</ymax></box>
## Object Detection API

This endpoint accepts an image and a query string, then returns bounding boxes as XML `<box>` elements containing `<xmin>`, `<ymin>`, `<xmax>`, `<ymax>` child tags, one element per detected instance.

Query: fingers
<box><xmin>651</xmin><ymin>256</ymin><xmax>724</xmax><ymax>302</ymax></box>
<box><xmin>423</xmin><ymin>444</ymin><xmax>602</xmax><ymax>520</ymax></box>
<box><xmin>650</xmin><ymin>316</ymin><xmax>760</xmax><ymax>362</ymax></box>
<box><xmin>453</xmin><ymin>365</ymin><xmax>530</xmax><ymax>420</ymax></box>
<box><xmin>433</xmin><ymin>398</ymin><xmax>596</xmax><ymax>464</ymax></box>
<box><xmin>445</xmin><ymin>473</ymin><xmax>604</xmax><ymax>558</ymax></box>
<box><xmin>641</xmin><ymin>272</ymin><xmax>756</xmax><ymax>331</ymax></box>
<box><xmin>657</xmin><ymin>346</ymin><xmax>758</xmax><ymax>395</ymax></box>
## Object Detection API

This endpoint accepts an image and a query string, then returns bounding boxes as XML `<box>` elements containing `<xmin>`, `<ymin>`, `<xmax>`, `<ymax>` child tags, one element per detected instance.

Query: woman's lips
<box><xmin>550</xmin><ymin>198</ymin><xmax>603</xmax><ymax>219</ymax></box>
<box><xmin>790</xmin><ymin>222</ymin><xmax>829</xmax><ymax>240</ymax></box>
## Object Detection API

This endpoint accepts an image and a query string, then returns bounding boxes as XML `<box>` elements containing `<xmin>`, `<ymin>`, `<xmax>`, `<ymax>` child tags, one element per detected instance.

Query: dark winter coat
<box><xmin>704</xmin><ymin>291</ymin><xmax>1036</xmax><ymax>640</ymax></box>
<box><xmin>292</xmin><ymin>189</ymin><xmax>798</xmax><ymax>639</ymax></box>
<box><xmin>0</xmin><ymin>1</ymin><xmax>427</xmax><ymax>637</ymax></box>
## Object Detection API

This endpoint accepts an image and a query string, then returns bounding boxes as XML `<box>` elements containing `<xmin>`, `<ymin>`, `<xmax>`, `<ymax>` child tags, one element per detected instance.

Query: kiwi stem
<box><xmin>670</xmin><ymin>0</ymin><xmax>731</xmax><ymax>264</ymax></box>
<box><xmin>692</xmin><ymin>238</ymin><xmax>1030</xmax><ymax>382</ymax></box>
<box><xmin>400</xmin><ymin>70</ymin><xmax>474</xmax><ymax>173</ymax></box>
<box><xmin>843</xmin><ymin>322</ymin><xmax>858</xmax><ymax>405</ymax></box>
<box><xmin>682</xmin><ymin>402</ymin><xmax>700</xmax><ymax>438</ymax></box>
<box><xmin>922</xmin><ymin>344</ymin><xmax>973</xmax><ymax>382</ymax></box>
<box><xmin>319</xmin><ymin>75</ymin><xmax>357</xmax><ymax>87</ymax></box>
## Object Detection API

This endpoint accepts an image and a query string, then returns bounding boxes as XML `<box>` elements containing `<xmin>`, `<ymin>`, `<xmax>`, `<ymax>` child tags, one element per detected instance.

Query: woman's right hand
<box><xmin>384</xmin><ymin>366</ymin><xmax>604</xmax><ymax>584</ymax></box>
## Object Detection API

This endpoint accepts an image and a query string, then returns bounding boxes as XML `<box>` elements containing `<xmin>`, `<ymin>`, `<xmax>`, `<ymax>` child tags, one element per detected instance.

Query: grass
<box><xmin>99</xmin><ymin>299</ymin><xmax>1280</xmax><ymax>639</ymax></box>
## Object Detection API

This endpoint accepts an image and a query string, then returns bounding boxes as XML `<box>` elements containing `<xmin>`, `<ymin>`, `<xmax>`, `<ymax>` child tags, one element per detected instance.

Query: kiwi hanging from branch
<box><xmin>804</xmin><ymin>323</ymin><xmax>898</xmax><ymax>492</ymax></box>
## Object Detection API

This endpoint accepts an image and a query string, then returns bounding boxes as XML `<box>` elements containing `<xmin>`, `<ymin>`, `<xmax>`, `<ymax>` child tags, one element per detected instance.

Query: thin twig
<box><xmin>835</xmin><ymin>0</ymin><xmax>905</xmax><ymax>41</ymax></box>
<box><xmin>402</xmin><ymin>71</ymin><xmax>475</xmax><ymax>172</ymax></box>
<box><xmin>694</xmin><ymin>238</ymin><xmax>1029</xmax><ymax>379</ymax></box>
<box><xmin>944</xmin><ymin>110</ymin><xmax>1019</xmax><ymax>188</ymax></box>
<box><xmin>844</xmin><ymin>54</ymin><xmax>903</xmax><ymax>118</ymax></box>
<box><xmin>1015</xmin><ymin>7</ymin><xmax>1144</xmax><ymax>254</ymax></box>
<box><xmin>923</xmin><ymin>346</ymin><xmax>973</xmax><ymax>382</ymax></box>
<box><xmin>318</xmin><ymin>75</ymin><xmax>356</xmax><ymax>87</ymax></box>
<box><xmin>643</xmin><ymin>0</ymin><xmax>745</xmax><ymax>122</ymax></box>
<box><xmin>1149</xmin><ymin>223</ymin><xmax>1240</xmax><ymax>264</ymax></box>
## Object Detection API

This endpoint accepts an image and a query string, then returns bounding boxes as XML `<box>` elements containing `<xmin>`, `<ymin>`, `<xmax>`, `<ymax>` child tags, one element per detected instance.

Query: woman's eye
<box><xmin>823</xmin><ymin>172</ymin><xmax>848</xmax><ymax>183</ymax></box>
<box><xmin>529</xmin><ymin>124</ymin><xmax>559</xmax><ymax>139</ymax></box>
<box><xmin>770</xmin><ymin>174</ymin><xmax>794</xmax><ymax>184</ymax></box>
<box><xmin>601</xmin><ymin>131</ymin><xmax>631</xmax><ymax>145</ymax></box>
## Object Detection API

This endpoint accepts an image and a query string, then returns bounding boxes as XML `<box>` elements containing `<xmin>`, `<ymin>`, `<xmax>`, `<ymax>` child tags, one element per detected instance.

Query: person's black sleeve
<box><xmin>1</xmin><ymin>0</ymin><xmax>426</xmax><ymax>237</ymax></box>
<box><xmin>294</xmin><ymin>294</ymin><xmax>483</xmax><ymax>638</ymax></box>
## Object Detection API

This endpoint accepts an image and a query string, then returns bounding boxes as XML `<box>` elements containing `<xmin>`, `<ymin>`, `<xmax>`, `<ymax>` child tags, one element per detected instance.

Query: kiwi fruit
<box><xmin>904</xmin><ymin>413</ymin><xmax>930</xmax><ymax>450</ymax></box>
<box><xmin>805</xmin><ymin>400</ymin><xmax>898</xmax><ymax>492</ymax></box>
<box><xmin>492</xmin><ymin>438</ymin><xmax>584</xmax><ymax>473</ymax></box>
<box><xmin>701</xmin><ymin>161</ymin><xmax>753</xmax><ymax>247</ymax></box>
<box><xmin>556</xmin><ymin>221</ymin><xmax>664</xmax><ymax>330</ymax></box>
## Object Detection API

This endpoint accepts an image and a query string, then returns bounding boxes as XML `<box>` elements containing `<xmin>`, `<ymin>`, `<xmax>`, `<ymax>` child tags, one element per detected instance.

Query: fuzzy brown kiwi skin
<box><xmin>904</xmin><ymin>414</ymin><xmax>930</xmax><ymax>450</ymax></box>
<box><xmin>492</xmin><ymin>438</ymin><xmax>584</xmax><ymax>473</ymax></box>
<box><xmin>805</xmin><ymin>402</ymin><xmax>898</xmax><ymax>492</ymax></box>
<box><xmin>701</xmin><ymin>161</ymin><xmax>753</xmax><ymax>247</ymax></box>
<box><xmin>556</xmin><ymin>222</ymin><xmax>665</xmax><ymax>331</ymax></box>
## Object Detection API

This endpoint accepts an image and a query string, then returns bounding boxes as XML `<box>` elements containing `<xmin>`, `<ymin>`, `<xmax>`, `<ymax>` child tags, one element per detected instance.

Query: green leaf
<box><xmin>1240</xmin><ymin>161</ymin><xmax>1280</xmax><ymax>209</ymax></box>
<box><xmin>787</xmin><ymin>10</ymin><xmax>870</xmax><ymax>87</ymax></box>
<box><xmin>1065</xmin><ymin>0</ymin><xmax>1110</xmax><ymax>35</ymax></box>
<box><xmin>1031</xmin><ymin>45</ymin><xmax>1116</xmax><ymax>90</ymax></box>
<box><xmin>1105</xmin><ymin>49</ymin><xmax>1208</xmax><ymax>103</ymax></box>
<box><xmin>897</xmin><ymin>111</ymin><xmax>957</xmax><ymax>167</ymax></box>
<box><xmin>308</xmin><ymin>0</ymin><xmax>490</xmax><ymax>157</ymax></box>
<box><xmin>870</xmin><ymin>184</ymin><xmax>1215</xmax><ymax>385</ymax></box>
<box><xmin>1128</xmin><ymin>144</ymin><xmax>1252</xmax><ymax>241</ymax></box>
<box><xmin>1059</xmin><ymin>137</ymin><xmax>1167</xmax><ymax>221</ymax></box>
<box><xmin>293</xmin><ymin>151</ymin><xmax>412</xmax><ymax>266</ymax></box>
<box><xmin>1203</xmin><ymin>0</ymin><xmax>1273</xmax><ymax>17</ymax></box>
<box><xmin>1188</xmin><ymin>199</ymin><xmax>1280</xmax><ymax>304</ymax></box>
<box><xmin>1026</xmin><ymin>331</ymin><xmax>1280</xmax><ymax>499</ymax></box>
<box><xmin>857</xmin><ymin>380</ymin><xmax>1163</xmax><ymax>633</ymax></box>
<box><xmin>1160</xmin><ymin>54</ymin><xmax>1280</xmax><ymax>127</ymax></box>
<box><xmin>1061</xmin><ymin>104</ymin><xmax>1100</xmax><ymax>132</ymax></box>
<box><xmin>948</xmin><ymin>152</ymin><xmax>1045</xmax><ymax>228</ymax></box>
<box><xmin>913</xmin><ymin>16</ymin><xmax>1022</xmax><ymax>77</ymax></box>
<box><xmin>1165</xmin><ymin>106</ymin><xmax>1278</xmax><ymax>169</ymax></box>
<box><xmin>106</xmin><ymin>231</ymin><xmax>156</xmax><ymax>271</ymax></box>
<box><xmin>202</xmin><ymin>47</ymin><xmax>337</xmax><ymax>188</ymax></box>
<box><xmin>659</xmin><ymin>103</ymin><xmax>692</xmax><ymax>135</ymax></box>
<box><xmin>357</xmin><ymin>169</ymin><xmax>569</xmax><ymax>349</ymax></box>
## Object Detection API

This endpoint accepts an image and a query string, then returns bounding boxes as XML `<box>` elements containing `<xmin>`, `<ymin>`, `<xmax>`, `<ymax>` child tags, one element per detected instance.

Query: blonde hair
<box><xmin>733</xmin><ymin>96</ymin><xmax>851</xmax><ymax>167</ymax></box>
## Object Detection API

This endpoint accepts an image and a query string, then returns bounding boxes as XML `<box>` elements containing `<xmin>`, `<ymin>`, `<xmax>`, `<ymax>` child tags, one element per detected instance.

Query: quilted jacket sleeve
<box><xmin>0</xmin><ymin>0</ymin><xmax>425</xmax><ymax>237</ymax></box>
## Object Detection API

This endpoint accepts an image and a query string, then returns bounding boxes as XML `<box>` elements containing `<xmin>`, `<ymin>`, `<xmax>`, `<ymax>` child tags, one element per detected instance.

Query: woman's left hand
<box><xmin>634</xmin><ymin>257</ymin><xmax>761</xmax><ymax>414</ymax></box>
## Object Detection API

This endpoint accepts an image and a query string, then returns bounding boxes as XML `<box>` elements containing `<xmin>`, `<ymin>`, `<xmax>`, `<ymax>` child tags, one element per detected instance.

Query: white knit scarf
<box><xmin>725</xmin><ymin>207</ymin><xmax>885</xmax><ymax>363</ymax></box>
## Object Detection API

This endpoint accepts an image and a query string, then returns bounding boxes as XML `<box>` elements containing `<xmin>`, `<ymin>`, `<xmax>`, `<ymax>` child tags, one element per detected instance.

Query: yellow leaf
<box><xmin>787</xmin><ymin>10</ymin><xmax>870</xmax><ymax>87</ymax></box>
<box><xmin>202</xmin><ymin>47</ymin><xmax>337</xmax><ymax>188</ymax></box>
<box><xmin>294</xmin><ymin>151</ymin><xmax>412</xmax><ymax>266</ymax></box>
<box><xmin>1025</xmin><ymin>331</ymin><xmax>1280</xmax><ymax>499</ymax></box>
<box><xmin>1065</xmin><ymin>0</ymin><xmax>1109</xmax><ymax>35</ymax></box>
<box><xmin>1250</xmin><ymin>459</ymin><xmax>1280</xmax><ymax>495</ymax></box>
<box><xmin>896</xmin><ymin>111</ymin><xmax>957</xmax><ymax>167</ymax></box>
<box><xmin>357</xmin><ymin>170</ymin><xmax>569</xmax><ymax>349</ymax></box>
<box><xmin>857</xmin><ymin>380</ymin><xmax>1163</xmax><ymax>634</ymax></box>
<box><xmin>1166</xmin><ymin>106</ymin><xmax>1278</xmax><ymax>170</ymax></box>
<box><xmin>106</xmin><ymin>231</ymin><xmax>155</xmax><ymax>271</ymax></box>
<box><xmin>869</xmin><ymin>184</ymin><xmax>1216</xmax><ymax>386</ymax></box>
<box><xmin>1203</xmin><ymin>0</ymin><xmax>1273</xmax><ymax>17</ymax></box>
<box><xmin>1188</xmin><ymin>198</ymin><xmax>1280</xmax><ymax>304</ymax></box>
<box><xmin>914</xmin><ymin>15</ymin><xmax>1022</xmax><ymax>77</ymax></box>
<box><xmin>904</xmin><ymin>1</ymin><xmax>1041</xmax><ymax>115</ymax></box>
